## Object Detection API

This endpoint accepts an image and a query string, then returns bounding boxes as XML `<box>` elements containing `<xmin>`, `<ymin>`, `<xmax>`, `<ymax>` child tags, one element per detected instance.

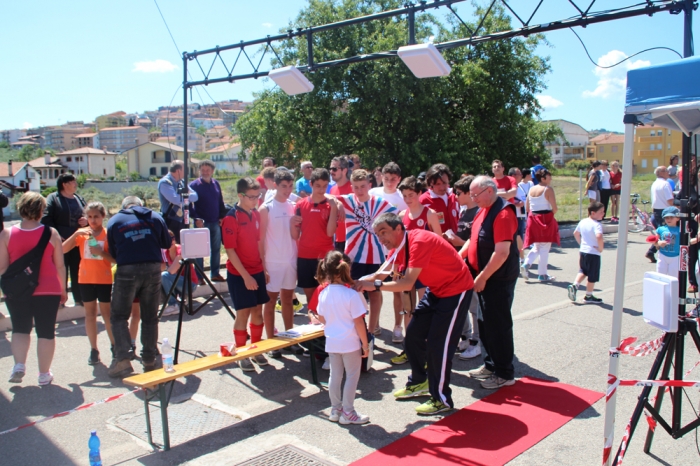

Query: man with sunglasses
<box><xmin>459</xmin><ymin>176</ymin><xmax>519</xmax><ymax>390</ymax></box>
<box><xmin>329</xmin><ymin>156</ymin><xmax>353</xmax><ymax>252</ymax></box>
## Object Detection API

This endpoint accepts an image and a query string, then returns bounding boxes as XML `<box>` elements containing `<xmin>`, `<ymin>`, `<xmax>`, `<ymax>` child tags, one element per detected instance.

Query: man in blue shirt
<box><xmin>190</xmin><ymin>160</ymin><xmax>227</xmax><ymax>282</ymax></box>
<box><xmin>157</xmin><ymin>160</ymin><xmax>199</xmax><ymax>242</ymax></box>
<box><xmin>295</xmin><ymin>161</ymin><xmax>313</xmax><ymax>198</ymax></box>
<box><xmin>107</xmin><ymin>196</ymin><xmax>170</xmax><ymax>378</ymax></box>
<box><xmin>531</xmin><ymin>155</ymin><xmax>545</xmax><ymax>185</ymax></box>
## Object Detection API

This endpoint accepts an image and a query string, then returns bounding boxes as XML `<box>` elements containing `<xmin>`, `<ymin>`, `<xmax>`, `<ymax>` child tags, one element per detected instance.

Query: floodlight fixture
<box><xmin>397</xmin><ymin>43</ymin><xmax>451</xmax><ymax>78</ymax></box>
<box><xmin>268</xmin><ymin>66</ymin><xmax>314</xmax><ymax>95</ymax></box>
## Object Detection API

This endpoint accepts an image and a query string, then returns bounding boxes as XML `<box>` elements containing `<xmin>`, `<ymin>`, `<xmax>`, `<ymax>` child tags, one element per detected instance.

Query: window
<box><xmin>668</xmin><ymin>143</ymin><xmax>672</xmax><ymax>150</ymax></box>
<box><xmin>103</xmin><ymin>169</ymin><xmax>107</xmax><ymax>175</ymax></box>
<box><xmin>656</xmin><ymin>144</ymin><xmax>662</xmax><ymax>150</ymax></box>
<box><xmin>161</xmin><ymin>167</ymin><xmax>168</xmax><ymax>175</ymax></box>
<box><xmin>599</xmin><ymin>146</ymin><xmax>604</xmax><ymax>153</ymax></box>
<box><xmin>642</xmin><ymin>159</ymin><xmax>648</xmax><ymax>168</ymax></box>
<box><xmin>66</xmin><ymin>157</ymin><xmax>72</xmax><ymax>162</ymax></box>
<box><xmin>612</xmin><ymin>146</ymin><xmax>619</xmax><ymax>153</ymax></box>
<box><xmin>165</xmin><ymin>151</ymin><xmax>172</xmax><ymax>163</ymax></box>
<box><xmin>652</xmin><ymin>159</ymin><xmax>659</xmax><ymax>168</ymax></box>
<box><xmin>650</xmin><ymin>144</ymin><xmax>655</xmax><ymax>150</ymax></box>
<box><xmin>150</xmin><ymin>167</ymin><xmax>156</xmax><ymax>176</ymax></box>
<box><xmin>668</xmin><ymin>129</ymin><xmax>671</xmax><ymax>136</ymax></box>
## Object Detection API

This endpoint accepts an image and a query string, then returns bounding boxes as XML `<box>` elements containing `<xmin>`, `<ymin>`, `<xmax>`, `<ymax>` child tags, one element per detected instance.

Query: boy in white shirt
<box><xmin>568</xmin><ymin>202</ymin><xmax>605</xmax><ymax>304</ymax></box>
<box><xmin>368</xmin><ymin>162</ymin><xmax>407</xmax><ymax>343</ymax></box>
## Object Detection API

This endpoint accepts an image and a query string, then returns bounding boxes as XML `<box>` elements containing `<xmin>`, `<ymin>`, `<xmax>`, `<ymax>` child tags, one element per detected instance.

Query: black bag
<box><xmin>1</xmin><ymin>226</ymin><xmax>52</xmax><ymax>301</ymax></box>
<box><xmin>361</xmin><ymin>331</ymin><xmax>375</xmax><ymax>373</ymax></box>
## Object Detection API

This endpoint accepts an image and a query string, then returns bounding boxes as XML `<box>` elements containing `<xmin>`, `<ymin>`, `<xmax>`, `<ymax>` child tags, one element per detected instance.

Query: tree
<box><xmin>128</xmin><ymin>117</ymin><xmax>135</xmax><ymax>126</ymax></box>
<box><xmin>236</xmin><ymin>0</ymin><xmax>560</xmax><ymax>176</ymax></box>
<box><xmin>195</xmin><ymin>125</ymin><xmax>207</xmax><ymax>137</ymax></box>
<box><xmin>0</xmin><ymin>141</ymin><xmax>10</xmax><ymax>150</ymax></box>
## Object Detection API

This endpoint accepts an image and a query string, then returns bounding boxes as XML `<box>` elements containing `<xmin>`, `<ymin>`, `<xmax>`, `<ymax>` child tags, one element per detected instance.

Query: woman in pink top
<box><xmin>0</xmin><ymin>192</ymin><xmax>66</xmax><ymax>386</ymax></box>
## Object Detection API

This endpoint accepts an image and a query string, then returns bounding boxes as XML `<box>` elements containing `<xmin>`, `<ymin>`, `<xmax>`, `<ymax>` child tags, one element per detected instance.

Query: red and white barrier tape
<box><xmin>0</xmin><ymin>387</ymin><xmax>142</xmax><ymax>436</ymax></box>
<box><xmin>610</xmin><ymin>334</ymin><xmax>665</xmax><ymax>358</ymax></box>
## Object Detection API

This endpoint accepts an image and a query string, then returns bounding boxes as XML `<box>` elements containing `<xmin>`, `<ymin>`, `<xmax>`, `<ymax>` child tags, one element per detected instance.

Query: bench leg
<box><xmin>143</xmin><ymin>392</ymin><xmax>153</xmax><ymax>447</ymax></box>
<box><xmin>159</xmin><ymin>383</ymin><xmax>171</xmax><ymax>451</ymax></box>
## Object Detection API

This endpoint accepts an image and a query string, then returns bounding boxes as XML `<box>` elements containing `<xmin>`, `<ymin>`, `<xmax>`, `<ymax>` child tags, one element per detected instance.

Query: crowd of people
<box><xmin>1</xmin><ymin>154</ymin><xmax>617</xmax><ymax>422</ymax></box>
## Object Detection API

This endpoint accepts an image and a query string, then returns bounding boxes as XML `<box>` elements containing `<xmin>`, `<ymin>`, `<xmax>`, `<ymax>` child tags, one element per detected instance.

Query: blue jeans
<box><xmin>161</xmin><ymin>271</ymin><xmax>186</xmax><ymax>306</ymax></box>
<box><xmin>110</xmin><ymin>263</ymin><xmax>162</xmax><ymax>362</ymax></box>
<box><xmin>195</xmin><ymin>220</ymin><xmax>222</xmax><ymax>279</ymax></box>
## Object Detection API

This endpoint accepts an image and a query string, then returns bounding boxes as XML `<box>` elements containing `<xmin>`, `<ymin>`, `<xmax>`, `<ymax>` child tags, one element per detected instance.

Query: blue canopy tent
<box><xmin>603</xmin><ymin>56</ymin><xmax>700</xmax><ymax>464</ymax></box>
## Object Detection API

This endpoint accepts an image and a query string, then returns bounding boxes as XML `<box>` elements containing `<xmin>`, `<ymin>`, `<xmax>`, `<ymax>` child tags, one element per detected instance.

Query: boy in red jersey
<box><xmin>291</xmin><ymin>168</ymin><xmax>338</xmax><ymax>304</ymax></box>
<box><xmin>222</xmin><ymin>177</ymin><xmax>270</xmax><ymax>372</ymax></box>
<box><xmin>419</xmin><ymin>163</ymin><xmax>459</xmax><ymax>235</ymax></box>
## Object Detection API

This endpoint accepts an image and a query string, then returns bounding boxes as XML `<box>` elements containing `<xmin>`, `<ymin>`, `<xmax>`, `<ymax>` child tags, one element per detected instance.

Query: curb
<box><xmin>560</xmin><ymin>223</ymin><xmax>619</xmax><ymax>239</ymax></box>
<box><xmin>0</xmin><ymin>282</ymin><xmax>229</xmax><ymax>333</ymax></box>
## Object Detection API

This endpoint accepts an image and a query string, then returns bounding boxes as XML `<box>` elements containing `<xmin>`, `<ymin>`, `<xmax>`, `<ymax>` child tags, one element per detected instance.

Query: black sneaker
<box><xmin>269</xmin><ymin>349</ymin><xmax>282</xmax><ymax>359</ymax></box>
<box><xmin>129</xmin><ymin>344</ymin><xmax>137</xmax><ymax>360</ymax></box>
<box><xmin>143</xmin><ymin>358</ymin><xmax>163</xmax><ymax>373</ymax></box>
<box><xmin>583</xmin><ymin>295</ymin><xmax>603</xmax><ymax>304</ymax></box>
<box><xmin>283</xmin><ymin>343</ymin><xmax>304</xmax><ymax>355</ymax></box>
<box><xmin>645</xmin><ymin>251</ymin><xmax>657</xmax><ymax>263</ymax></box>
<box><xmin>88</xmin><ymin>349</ymin><xmax>100</xmax><ymax>365</ymax></box>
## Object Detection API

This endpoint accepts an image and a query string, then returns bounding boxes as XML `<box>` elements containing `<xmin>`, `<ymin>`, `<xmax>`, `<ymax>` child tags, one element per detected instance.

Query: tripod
<box><xmin>612</xmin><ymin>315</ymin><xmax>700</xmax><ymax>464</ymax></box>
<box><xmin>158</xmin><ymin>258</ymin><xmax>235</xmax><ymax>364</ymax></box>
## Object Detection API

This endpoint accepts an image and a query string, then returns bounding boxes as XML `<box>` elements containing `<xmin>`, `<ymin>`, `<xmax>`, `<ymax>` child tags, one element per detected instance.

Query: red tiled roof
<box><xmin>57</xmin><ymin>148</ymin><xmax>118</xmax><ymax>155</ymax></box>
<box><xmin>206</xmin><ymin>142</ymin><xmax>241</xmax><ymax>153</ymax></box>
<box><xmin>98</xmin><ymin>126</ymin><xmax>147</xmax><ymax>132</ymax></box>
<box><xmin>0</xmin><ymin>162</ymin><xmax>28</xmax><ymax>177</ymax></box>
<box><xmin>74</xmin><ymin>133</ymin><xmax>97</xmax><ymax>138</ymax></box>
<box><xmin>28</xmin><ymin>156</ymin><xmax>62</xmax><ymax>168</ymax></box>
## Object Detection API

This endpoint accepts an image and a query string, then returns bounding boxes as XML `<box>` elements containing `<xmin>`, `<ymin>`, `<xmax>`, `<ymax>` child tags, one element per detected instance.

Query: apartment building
<box><xmin>97</xmin><ymin>126</ymin><xmax>149</xmax><ymax>152</ymax></box>
<box><xmin>0</xmin><ymin>129</ymin><xmax>27</xmax><ymax>144</ymax></box>
<box><xmin>56</xmin><ymin>147</ymin><xmax>118</xmax><ymax>177</ymax></box>
<box><xmin>96</xmin><ymin>111</ymin><xmax>127</xmax><ymax>130</ymax></box>
<box><xmin>73</xmin><ymin>132</ymin><xmax>99</xmax><ymax>149</ymax></box>
<box><xmin>124</xmin><ymin>141</ymin><xmax>199</xmax><ymax>179</ymax></box>
<box><xmin>543</xmin><ymin>120</ymin><xmax>589</xmax><ymax>166</ymax></box>
<box><xmin>205</xmin><ymin>142</ymin><xmax>249</xmax><ymax>174</ymax></box>
<box><xmin>43</xmin><ymin>124</ymin><xmax>92</xmax><ymax>151</ymax></box>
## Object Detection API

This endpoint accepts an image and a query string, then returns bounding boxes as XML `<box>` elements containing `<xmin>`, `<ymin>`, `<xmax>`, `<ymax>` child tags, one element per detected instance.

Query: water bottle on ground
<box><xmin>88</xmin><ymin>430</ymin><xmax>102</xmax><ymax>466</ymax></box>
<box><xmin>162</xmin><ymin>338</ymin><xmax>175</xmax><ymax>372</ymax></box>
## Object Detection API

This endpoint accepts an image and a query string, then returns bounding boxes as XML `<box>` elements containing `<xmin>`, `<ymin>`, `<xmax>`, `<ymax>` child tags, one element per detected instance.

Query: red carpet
<box><xmin>351</xmin><ymin>377</ymin><xmax>603</xmax><ymax>466</ymax></box>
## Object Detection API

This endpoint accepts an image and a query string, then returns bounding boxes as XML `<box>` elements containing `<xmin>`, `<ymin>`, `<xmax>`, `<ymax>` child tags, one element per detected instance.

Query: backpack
<box><xmin>1</xmin><ymin>226</ymin><xmax>52</xmax><ymax>301</ymax></box>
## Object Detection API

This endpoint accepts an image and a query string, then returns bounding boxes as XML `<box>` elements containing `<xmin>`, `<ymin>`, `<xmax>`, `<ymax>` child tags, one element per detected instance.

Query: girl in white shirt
<box><xmin>316</xmin><ymin>250</ymin><xmax>370</xmax><ymax>425</ymax></box>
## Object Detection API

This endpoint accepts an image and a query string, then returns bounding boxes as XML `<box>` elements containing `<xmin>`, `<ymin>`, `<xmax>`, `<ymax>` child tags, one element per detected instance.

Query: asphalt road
<box><xmin>2</xmin><ymin>231</ymin><xmax>700</xmax><ymax>466</ymax></box>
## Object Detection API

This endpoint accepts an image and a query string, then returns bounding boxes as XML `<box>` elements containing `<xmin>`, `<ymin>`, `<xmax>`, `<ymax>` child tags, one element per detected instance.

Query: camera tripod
<box><xmin>612</xmin><ymin>313</ymin><xmax>700</xmax><ymax>464</ymax></box>
<box><xmin>157</xmin><ymin>258</ymin><xmax>235</xmax><ymax>363</ymax></box>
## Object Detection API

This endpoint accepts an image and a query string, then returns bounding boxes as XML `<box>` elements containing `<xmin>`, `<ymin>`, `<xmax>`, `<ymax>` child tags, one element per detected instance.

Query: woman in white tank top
<box><xmin>521</xmin><ymin>169</ymin><xmax>560</xmax><ymax>282</ymax></box>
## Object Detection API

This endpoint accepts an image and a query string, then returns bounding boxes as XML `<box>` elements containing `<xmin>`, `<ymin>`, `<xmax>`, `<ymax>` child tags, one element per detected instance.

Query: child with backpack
<box><xmin>315</xmin><ymin>250</ymin><xmax>370</xmax><ymax>425</ymax></box>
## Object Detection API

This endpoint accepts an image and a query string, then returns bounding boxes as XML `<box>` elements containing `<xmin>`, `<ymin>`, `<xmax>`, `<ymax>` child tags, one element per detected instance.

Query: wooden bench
<box><xmin>123</xmin><ymin>330</ymin><xmax>326</xmax><ymax>450</ymax></box>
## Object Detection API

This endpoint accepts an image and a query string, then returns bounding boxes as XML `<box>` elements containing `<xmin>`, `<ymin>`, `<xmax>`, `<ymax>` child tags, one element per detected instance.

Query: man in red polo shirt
<box><xmin>419</xmin><ymin>163</ymin><xmax>459</xmax><ymax>235</ymax></box>
<box><xmin>491</xmin><ymin>159</ymin><xmax>517</xmax><ymax>203</ymax></box>
<box><xmin>222</xmin><ymin>177</ymin><xmax>270</xmax><ymax>372</ymax></box>
<box><xmin>329</xmin><ymin>156</ymin><xmax>353</xmax><ymax>252</ymax></box>
<box><xmin>355</xmin><ymin>213</ymin><xmax>473</xmax><ymax>416</ymax></box>
<box><xmin>460</xmin><ymin>175</ymin><xmax>520</xmax><ymax>391</ymax></box>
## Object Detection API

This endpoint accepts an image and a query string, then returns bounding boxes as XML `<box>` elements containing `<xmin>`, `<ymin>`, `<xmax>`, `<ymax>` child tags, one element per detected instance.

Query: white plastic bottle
<box><xmin>162</xmin><ymin>338</ymin><xmax>175</xmax><ymax>372</ymax></box>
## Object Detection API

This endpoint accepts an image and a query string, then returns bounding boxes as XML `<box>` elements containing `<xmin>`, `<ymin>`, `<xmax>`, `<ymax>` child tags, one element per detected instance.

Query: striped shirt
<box><xmin>339</xmin><ymin>194</ymin><xmax>397</xmax><ymax>264</ymax></box>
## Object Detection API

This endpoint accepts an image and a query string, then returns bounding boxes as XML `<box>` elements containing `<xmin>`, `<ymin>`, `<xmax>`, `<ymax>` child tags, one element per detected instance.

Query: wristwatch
<box><xmin>374</xmin><ymin>279</ymin><xmax>383</xmax><ymax>291</ymax></box>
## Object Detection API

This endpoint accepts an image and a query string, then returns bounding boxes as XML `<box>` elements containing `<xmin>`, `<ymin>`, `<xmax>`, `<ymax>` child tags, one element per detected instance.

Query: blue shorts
<box><xmin>517</xmin><ymin>217</ymin><xmax>526</xmax><ymax>239</ymax></box>
<box><xmin>351</xmin><ymin>262</ymin><xmax>381</xmax><ymax>281</ymax></box>
<box><xmin>226</xmin><ymin>271</ymin><xmax>270</xmax><ymax>310</ymax></box>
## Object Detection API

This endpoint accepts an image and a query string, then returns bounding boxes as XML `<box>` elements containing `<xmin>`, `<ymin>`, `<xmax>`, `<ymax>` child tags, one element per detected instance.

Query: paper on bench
<box><xmin>276</xmin><ymin>324</ymin><xmax>324</xmax><ymax>338</ymax></box>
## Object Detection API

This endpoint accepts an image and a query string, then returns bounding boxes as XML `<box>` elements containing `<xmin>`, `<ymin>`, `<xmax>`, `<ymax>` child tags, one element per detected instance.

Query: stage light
<box><xmin>397</xmin><ymin>43</ymin><xmax>451</xmax><ymax>78</ymax></box>
<box><xmin>268</xmin><ymin>66</ymin><xmax>314</xmax><ymax>95</ymax></box>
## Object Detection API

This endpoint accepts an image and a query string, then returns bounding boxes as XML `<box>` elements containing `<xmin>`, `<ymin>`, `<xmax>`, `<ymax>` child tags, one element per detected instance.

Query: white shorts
<box><xmin>587</xmin><ymin>190</ymin><xmax>599</xmax><ymax>201</ymax></box>
<box><xmin>265</xmin><ymin>261</ymin><xmax>297</xmax><ymax>292</ymax></box>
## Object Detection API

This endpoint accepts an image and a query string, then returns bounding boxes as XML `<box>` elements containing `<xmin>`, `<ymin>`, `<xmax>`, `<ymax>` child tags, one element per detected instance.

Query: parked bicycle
<box><xmin>628</xmin><ymin>193</ymin><xmax>655</xmax><ymax>233</ymax></box>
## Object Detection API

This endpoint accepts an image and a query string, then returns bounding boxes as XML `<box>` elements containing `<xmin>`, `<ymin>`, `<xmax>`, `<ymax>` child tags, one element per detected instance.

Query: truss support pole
<box><xmin>408</xmin><ymin>4</ymin><xmax>416</xmax><ymax>45</ymax></box>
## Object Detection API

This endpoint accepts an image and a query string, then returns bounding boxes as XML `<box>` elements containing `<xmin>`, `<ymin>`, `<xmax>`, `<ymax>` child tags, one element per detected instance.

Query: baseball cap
<box><xmin>662</xmin><ymin>206</ymin><xmax>680</xmax><ymax>218</ymax></box>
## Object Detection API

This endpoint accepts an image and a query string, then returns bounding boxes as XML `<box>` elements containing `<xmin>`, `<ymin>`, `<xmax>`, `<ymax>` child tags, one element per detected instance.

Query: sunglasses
<box><xmin>329</xmin><ymin>167</ymin><xmax>339</xmax><ymax>172</ymax></box>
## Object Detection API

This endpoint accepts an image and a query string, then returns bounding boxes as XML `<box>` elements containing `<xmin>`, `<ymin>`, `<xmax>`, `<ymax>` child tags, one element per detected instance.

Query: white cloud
<box><xmin>582</xmin><ymin>50</ymin><xmax>650</xmax><ymax>99</ymax></box>
<box><xmin>262</xmin><ymin>22</ymin><xmax>272</xmax><ymax>28</ymax></box>
<box><xmin>132</xmin><ymin>59</ymin><xmax>178</xmax><ymax>73</ymax></box>
<box><xmin>22</xmin><ymin>122</ymin><xmax>32</xmax><ymax>129</ymax></box>
<box><xmin>537</xmin><ymin>95</ymin><xmax>563</xmax><ymax>109</ymax></box>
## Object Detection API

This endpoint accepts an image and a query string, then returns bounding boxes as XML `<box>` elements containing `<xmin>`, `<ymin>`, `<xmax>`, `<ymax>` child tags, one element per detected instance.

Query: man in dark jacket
<box><xmin>107</xmin><ymin>196</ymin><xmax>170</xmax><ymax>377</ymax></box>
<box><xmin>461</xmin><ymin>176</ymin><xmax>519</xmax><ymax>390</ymax></box>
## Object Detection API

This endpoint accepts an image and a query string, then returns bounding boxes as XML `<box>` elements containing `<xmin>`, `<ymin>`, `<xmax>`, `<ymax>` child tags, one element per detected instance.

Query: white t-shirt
<box><xmin>318</xmin><ymin>285</ymin><xmax>367</xmax><ymax>353</ymax></box>
<box><xmin>261</xmin><ymin>197</ymin><xmax>297</xmax><ymax>264</ymax></box>
<box><xmin>368</xmin><ymin>187</ymin><xmax>408</xmax><ymax>211</ymax></box>
<box><xmin>599</xmin><ymin>169</ymin><xmax>611</xmax><ymax>190</ymax></box>
<box><xmin>516</xmin><ymin>181</ymin><xmax>532</xmax><ymax>218</ymax></box>
<box><xmin>575</xmin><ymin>217</ymin><xmax>604</xmax><ymax>255</ymax></box>
<box><xmin>264</xmin><ymin>189</ymin><xmax>299</xmax><ymax>204</ymax></box>
<box><xmin>650</xmin><ymin>178</ymin><xmax>674</xmax><ymax>210</ymax></box>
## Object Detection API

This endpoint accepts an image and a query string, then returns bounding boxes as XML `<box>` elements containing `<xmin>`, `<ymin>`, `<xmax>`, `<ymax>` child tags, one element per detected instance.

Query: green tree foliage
<box><xmin>195</xmin><ymin>125</ymin><xmax>207</xmax><ymax>137</ymax></box>
<box><xmin>0</xmin><ymin>141</ymin><xmax>10</xmax><ymax>150</ymax></box>
<box><xmin>236</xmin><ymin>0</ymin><xmax>561</xmax><ymax>176</ymax></box>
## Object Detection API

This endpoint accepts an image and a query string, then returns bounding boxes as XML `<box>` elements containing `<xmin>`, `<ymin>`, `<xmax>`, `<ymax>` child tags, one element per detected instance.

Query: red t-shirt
<box><xmin>467</xmin><ymin>205</ymin><xmax>518</xmax><ymax>274</ymax></box>
<box><xmin>221</xmin><ymin>206</ymin><xmax>263</xmax><ymax>276</ymax></box>
<box><xmin>390</xmin><ymin>229</ymin><xmax>473</xmax><ymax>298</ymax></box>
<box><xmin>419</xmin><ymin>190</ymin><xmax>459</xmax><ymax>234</ymax></box>
<box><xmin>330</xmin><ymin>181</ymin><xmax>353</xmax><ymax>241</ymax></box>
<box><xmin>495</xmin><ymin>176</ymin><xmax>517</xmax><ymax>204</ymax></box>
<box><xmin>610</xmin><ymin>171</ymin><xmax>622</xmax><ymax>188</ymax></box>
<box><xmin>296</xmin><ymin>197</ymin><xmax>334</xmax><ymax>260</ymax></box>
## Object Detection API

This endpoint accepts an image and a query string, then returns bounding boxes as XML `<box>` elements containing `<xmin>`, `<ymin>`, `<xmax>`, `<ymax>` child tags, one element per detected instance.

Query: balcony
<box><xmin>638</xmin><ymin>136</ymin><xmax>662</xmax><ymax>143</ymax></box>
<box><xmin>638</xmin><ymin>150</ymin><xmax>663</xmax><ymax>158</ymax></box>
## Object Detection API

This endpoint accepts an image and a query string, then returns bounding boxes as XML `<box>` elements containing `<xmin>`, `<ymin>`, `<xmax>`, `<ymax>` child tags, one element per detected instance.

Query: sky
<box><xmin>1</xmin><ymin>0</ymin><xmax>697</xmax><ymax>134</ymax></box>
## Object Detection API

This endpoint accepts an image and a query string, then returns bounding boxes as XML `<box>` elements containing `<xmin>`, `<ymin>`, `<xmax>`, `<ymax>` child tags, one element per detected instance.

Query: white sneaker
<box><xmin>339</xmin><ymin>410</ymin><xmax>370</xmax><ymax>425</ymax></box>
<box><xmin>457</xmin><ymin>339</ymin><xmax>470</xmax><ymax>352</ymax></box>
<box><xmin>459</xmin><ymin>343</ymin><xmax>481</xmax><ymax>360</ymax></box>
<box><xmin>392</xmin><ymin>326</ymin><xmax>404</xmax><ymax>343</ymax></box>
<box><xmin>373</xmin><ymin>326</ymin><xmax>382</xmax><ymax>336</ymax></box>
<box><xmin>9</xmin><ymin>363</ymin><xmax>25</xmax><ymax>383</ymax></box>
<box><xmin>322</xmin><ymin>358</ymin><xmax>331</xmax><ymax>370</ymax></box>
<box><xmin>162</xmin><ymin>304</ymin><xmax>179</xmax><ymax>317</ymax></box>
<box><xmin>520</xmin><ymin>264</ymin><xmax>529</xmax><ymax>281</ymax></box>
<box><xmin>329</xmin><ymin>408</ymin><xmax>342</xmax><ymax>422</ymax></box>
<box><xmin>38</xmin><ymin>371</ymin><xmax>53</xmax><ymax>386</ymax></box>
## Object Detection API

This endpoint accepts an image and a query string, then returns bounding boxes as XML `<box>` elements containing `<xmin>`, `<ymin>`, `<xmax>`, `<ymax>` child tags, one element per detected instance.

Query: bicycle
<box><xmin>628</xmin><ymin>193</ymin><xmax>655</xmax><ymax>233</ymax></box>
